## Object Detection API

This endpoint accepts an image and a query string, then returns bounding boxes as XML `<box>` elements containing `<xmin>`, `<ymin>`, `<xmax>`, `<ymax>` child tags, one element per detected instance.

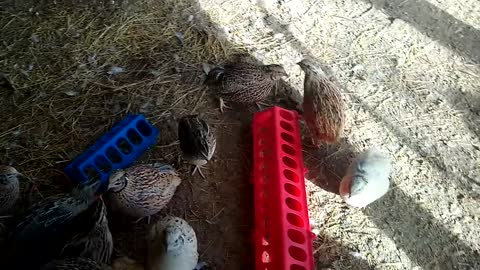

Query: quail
<box><xmin>146</xmin><ymin>216</ymin><xmax>199</xmax><ymax>270</ymax></box>
<box><xmin>60</xmin><ymin>198</ymin><xmax>113</xmax><ymax>264</ymax></box>
<box><xmin>206</xmin><ymin>54</ymin><xmax>287</xmax><ymax>112</ymax></box>
<box><xmin>106</xmin><ymin>164</ymin><xmax>181</xmax><ymax>222</ymax></box>
<box><xmin>178</xmin><ymin>115</ymin><xmax>216</xmax><ymax>178</ymax></box>
<box><xmin>0</xmin><ymin>165</ymin><xmax>21</xmax><ymax>213</ymax></box>
<box><xmin>6</xmin><ymin>180</ymin><xmax>102</xmax><ymax>269</ymax></box>
<box><xmin>298</xmin><ymin>58</ymin><xmax>345</xmax><ymax>146</ymax></box>
<box><xmin>339</xmin><ymin>149</ymin><xmax>392</xmax><ymax>207</ymax></box>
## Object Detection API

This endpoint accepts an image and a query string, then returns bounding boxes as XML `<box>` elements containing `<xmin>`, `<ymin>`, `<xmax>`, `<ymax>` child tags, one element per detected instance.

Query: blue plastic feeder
<box><xmin>64</xmin><ymin>114</ymin><xmax>160</xmax><ymax>192</ymax></box>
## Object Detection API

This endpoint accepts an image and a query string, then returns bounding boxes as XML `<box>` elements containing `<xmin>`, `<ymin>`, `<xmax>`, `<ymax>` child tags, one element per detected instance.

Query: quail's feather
<box><xmin>339</xmin><ymin>149</ymin><xmax>392</xmax><ymax>207</ymax></box>
<box><xmin>0</xmin><ymin>165</ymin><xmax>21</xmax><ymax>213</ymax></box>
<box><xmin>178</xmin><ymin>115</ymin><xmax>216</xmax><ymax>178</ymax></box>
<box><xmin>41</xmin><ymin>257</ymin><xmax>112</xmax><ymax>270</ymax></box>
<box><xmin>60</xmin><ymin>198</ymin><xmax>113</xmax><ymax>264</ymax></box>
<box><xmin>6</xmin><ymin>180</ymin><xmax>101</xmax><ymax>270</ymax></box>
<box><xmin>146</xmin><ymin>216</ymin><xmax>198</xmax><ymax>270</ymax></box>
<box><xmin>298</xmin><ymin>59</ymin><xmax>345</xmax><ymax>145</ymax></box>
<box><xmin>107</xmin><ymin>164</ymin><xmax>181</xmax><ymax>220</ymax></box>
<box><xmin>206</xmin><ymin>54</ymin><xmax>287</xmax><ymax>112</ymax></box>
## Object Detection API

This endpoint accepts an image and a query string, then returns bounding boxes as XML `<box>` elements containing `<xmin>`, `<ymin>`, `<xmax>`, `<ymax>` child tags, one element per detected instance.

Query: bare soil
<box><xmin>1</xmin><ymin>0</ymin><xmax>479</xmax><ymax>269</ymax></box>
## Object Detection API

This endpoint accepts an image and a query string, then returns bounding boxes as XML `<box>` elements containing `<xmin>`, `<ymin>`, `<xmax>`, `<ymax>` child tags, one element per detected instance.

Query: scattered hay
<box><xmin>0</xmin><ymin>0</ymin><xmax>252</xmax><ymax>266</ymax></box>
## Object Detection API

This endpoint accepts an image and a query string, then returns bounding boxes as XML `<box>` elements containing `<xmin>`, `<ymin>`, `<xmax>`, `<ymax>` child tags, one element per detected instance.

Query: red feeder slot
<box><xmin>252</xmin><ymin>106</ymin><xmax>314</xmax><ymax>270</ymax></box>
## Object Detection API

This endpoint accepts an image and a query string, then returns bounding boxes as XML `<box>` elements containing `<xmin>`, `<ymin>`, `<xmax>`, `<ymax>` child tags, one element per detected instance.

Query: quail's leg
<box><xmin>192</xmin><ymin>165</ymin><xmax>206</xmax><ymax>179</ymax></box>
<box><xmin>219</xmin><ymin>97</ymin><xmax>231</xmax><ymax>113</ymax></box>
<box><xmin>255</xmin><ymin>101</ymin><xmax>270</xmax><ymax>111</ymax></box>
<box><xmin>134</xmin><ymin>215</ymin><xmax>151</xmax><ymax>224</ymax></box>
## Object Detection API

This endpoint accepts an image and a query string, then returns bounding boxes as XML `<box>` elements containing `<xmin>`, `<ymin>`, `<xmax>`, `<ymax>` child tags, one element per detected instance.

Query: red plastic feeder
<box><xmin>252</xmin><ymin>106</ymin><xmax>314</xmax><ymax>270</ymax></box>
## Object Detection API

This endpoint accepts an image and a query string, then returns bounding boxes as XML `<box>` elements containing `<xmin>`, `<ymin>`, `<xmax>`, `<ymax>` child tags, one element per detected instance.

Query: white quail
<box><xmin>146</xmin><ymin>216</ymin><xmax>198</xmax><ymax>270</ymax></box>
<box><xmin>339</xmin><ymin>149</ymin><xmax>392</xmax><ymax>207</ymax></box>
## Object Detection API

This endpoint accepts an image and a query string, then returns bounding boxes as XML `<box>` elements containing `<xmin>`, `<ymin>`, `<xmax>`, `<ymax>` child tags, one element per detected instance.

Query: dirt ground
<box><xmin>1</xmin><ymin>0</ymin><xmax>479</xmax><ymax>269</ymax></box>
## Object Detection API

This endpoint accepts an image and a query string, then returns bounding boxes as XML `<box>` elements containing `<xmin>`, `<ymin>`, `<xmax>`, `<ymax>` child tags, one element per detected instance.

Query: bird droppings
<box><xmin>30</xmin><ymin>34</ymin><xmax>40</xmax><ymax>43</ymax></box>
<box><xmin>64</xmin><ymin>90</ymin><xmax>80</xmax><ymax>97</ymax></box>
<box><xmin>107</xmin><ymin>66</ymin><xmax>125</xmax><ymax>76</ymax></box>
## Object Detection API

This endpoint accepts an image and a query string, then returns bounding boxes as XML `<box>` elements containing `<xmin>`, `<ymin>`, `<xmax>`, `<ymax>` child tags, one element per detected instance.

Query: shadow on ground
<box><xmin>255</xmin><ymin>1</ymin><xmax>480</xmax><ymax>268</ymax></box>
<box><xmin>360</xmin><ymin>0</ymin><xmax>480</xmax><ymax>64</ymax></box>
<box><xmin>367</xmin><ymin>188</ymin><xmax>480</xmax><ymax>269</ymax></box>
<box><xmin>361</xmin><ymin>0</ymin><xmax>480</xmax><ymax>154</ymax></box>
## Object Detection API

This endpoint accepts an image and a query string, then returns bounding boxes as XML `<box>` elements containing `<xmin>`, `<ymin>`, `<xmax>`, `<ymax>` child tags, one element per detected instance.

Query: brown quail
<box><xmin>178</xmin><ymin>115</ymin><xmax>216</xmax><ymax>178</ymax></box>
<box><xmin>298</xmin><ymin>58</ymin><xmax>345</xmax><ymax>145</ymax></box>
<box><xmin>106</xmin><ymin>164</ymin><xmax>181</xmax><ymax>223</ymax></box>
<box><xmin>206</xmin><ymin>54</ymin><xmax>287</xmax><ymax>112</ymax></box>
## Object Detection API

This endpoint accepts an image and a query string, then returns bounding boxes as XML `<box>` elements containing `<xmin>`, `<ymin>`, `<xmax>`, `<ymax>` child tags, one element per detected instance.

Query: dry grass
<box><xmin>0</xmin><ymin>0</ymin><xmax>251</xmax><ymax>265</ymax></box>
<box><xmin>0</xmin><ymin>0</ymin><xmax>232</xmax><ymax>186</ymax></box>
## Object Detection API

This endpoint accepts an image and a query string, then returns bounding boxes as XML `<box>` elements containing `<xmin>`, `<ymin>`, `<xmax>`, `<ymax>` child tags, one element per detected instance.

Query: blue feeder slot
<box><xmin>64</xmin><ymin>114</ymin><xmax>160</xmax><ymax>193</ymax></box>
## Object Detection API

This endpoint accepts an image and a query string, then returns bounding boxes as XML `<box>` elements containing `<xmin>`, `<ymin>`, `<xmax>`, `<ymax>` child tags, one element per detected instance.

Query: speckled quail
<box><xmin>178</xmin><ymin>115</ymin><xmax>216</xmax><ymax>178</ymax></box>
<box><xmin>146</xmin><ymin>216</ymin><xmax>199</xmax><ymax>270</ymax></box>
<box><xmin>298</xmin><ymin>58</ymin><xmax>345</xmax><ymax>146</ymax></box>
<box><xmin>206</xmin><ymin>54</ymin><xmax>287</xmax><ymax>112</ymax></box>
<box><xmin>106</xmin><ymin>164</ymin><xmax>181</xmax><ymax>222</ymax></box>
<box><xmin>60</xmin><ymin>198</ymin><xmax>113</xmax><ymax>264</ymax></box>
<box><xmin>339</xmin><ymin>148</ymin><xmax>392</xmax><ymax>207</ymax></box>
<box><xmin>0</xmin><ymin>165</ymin><xmax>21</xmax><ymax>213</ymax></box>
<box><xmin>6</xmin><ymin>180</ymin><xmax>102</xmax><ymax>270</ymax></box>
